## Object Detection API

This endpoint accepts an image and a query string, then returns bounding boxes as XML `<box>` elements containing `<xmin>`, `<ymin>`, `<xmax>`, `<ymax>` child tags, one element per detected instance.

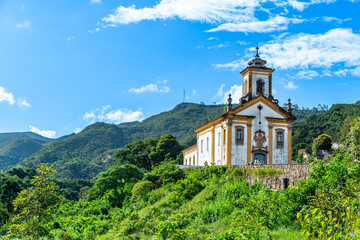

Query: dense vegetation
<box><xmin>1</xmin><ymin>151</ymin><xmax>360</xmax><ymax>239</ymax></box>
<box><xmin>1</xmin><ymin>114</ymin><xmax>360</xmax><ymax>239</ymax></box>
<box><xmin>292</xmin><ymin>101</ymin><xmax>360</xmax><ymax>146</ymax></box>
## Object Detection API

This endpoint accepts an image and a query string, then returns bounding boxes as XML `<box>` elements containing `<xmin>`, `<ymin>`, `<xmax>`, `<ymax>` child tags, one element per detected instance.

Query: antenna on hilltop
<box><xmin>183</xmin><ymin>90</ymin><xmax>185</xmax><ymax>103</ymax></box>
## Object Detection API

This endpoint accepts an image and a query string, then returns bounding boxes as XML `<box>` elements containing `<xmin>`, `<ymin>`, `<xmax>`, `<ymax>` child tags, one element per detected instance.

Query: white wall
<box><xmin>198</xmin><ymin>130</ymin><xmax>212</xmax><ymax>166</ymax></box>
<box><xmin>214</xmin><ymin>125</ymin><xmax>222</xmax><ymax>165</ymax></box>
<box><xmin>236</xmin><ymin>100</ymin><xmax>288</xmax><ymax>164</ymax></box>
<box><xmin>184</xmin><ymin>149</ymin><xmax>197</xmax><ymax>165</ymax></box>
<box><xmin>272</xmin><ymin>126</ymin><xmax>289</xmax><ymax>164</ymax></box>
<box><xmin>231</xmin><ymin>123</ymin><xmax>247</xmax><ymax>165</ymax></box>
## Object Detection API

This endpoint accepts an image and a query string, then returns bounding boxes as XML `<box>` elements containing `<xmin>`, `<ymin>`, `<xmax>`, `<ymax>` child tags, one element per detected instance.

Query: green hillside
<box><xmin>0</xmin><ymin>132</ymin><xmax>51</xmax><ymax>144</ymax></box>
<box><xmin>292</xmin><ymin>100</ymin><xmax>360</xmax><ymax>145</ymax></box>
<box><xmin>18</xmin><ymin>123</ymin><xmax>126</xmax><ymax>179</ymax></box>
<box><xmin>0</xmin><ymin>132</ymin><xmax>75</xmax><ymax>170</ymax></box>
<box><xmin>0</xmin><ymin>139</ymin><xmax>45</xmax><ymax>169</ymax></box>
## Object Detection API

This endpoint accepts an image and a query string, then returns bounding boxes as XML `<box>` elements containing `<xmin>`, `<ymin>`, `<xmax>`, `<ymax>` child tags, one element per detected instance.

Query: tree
<box><xmin>345</xmin><ymin>117</ymin><xmax>360</xmax><ymax>157</ymax></box>
<box><xmin>340</xmin><ymin>116</ymin><xmax>353</xmax><ymax>142</ymax></box>
<box><xmin>115</xmin><ymin>134</ymin><xmax>183</xmax><ymax>170</ymax></box>
<box><xmin>87</xmin><ymin>164</ymin><xmax>144</xmax><ymax>206</ymax></box>
<box><xmin>312</xmin><ymin>134</ymin><xmax>332</xmax><ymax>155</ymax></box>
<box><xmin>8</xmin><ymin>164</ymin><xmax>63</xmax><ymax>239</ymax></box>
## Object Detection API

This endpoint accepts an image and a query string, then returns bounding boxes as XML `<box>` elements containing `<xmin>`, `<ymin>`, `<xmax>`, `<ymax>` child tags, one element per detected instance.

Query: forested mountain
<box><xmin>292</xmin><ymin>100</ymin><xmax>360</xmax><ymax>145</ymax></box>
<box><xmin>0</xmin><ymin>132</ymin><xmax>51</xmax><ymax>144</ymax></box>
<box><xmin>0</xmin><ymin>132</ymin><xmax>74</xmax><ymax>170</ymax></box>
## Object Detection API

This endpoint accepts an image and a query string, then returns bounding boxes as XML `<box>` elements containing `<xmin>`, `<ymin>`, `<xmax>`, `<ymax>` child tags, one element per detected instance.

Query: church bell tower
<box><xmin>240</xmin><ymin>46</ymin><xmax>275</xmax><ymax>103</ymax></box>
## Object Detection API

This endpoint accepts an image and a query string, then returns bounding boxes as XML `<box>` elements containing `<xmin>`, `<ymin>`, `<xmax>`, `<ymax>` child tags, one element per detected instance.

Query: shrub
<box><xmin>131</xmin><ymin>180</ymin><xmax>155</xmax><ymax>201</ymax></box>
<box><xmin>312</xmin><ymin>134</ymin><xmax>332</xmax><ymax>154</ymax></box>
<box><xmin>246</xmin><ymin>167</ymin><xmax>283</xmax><ymax>177</ymax></box>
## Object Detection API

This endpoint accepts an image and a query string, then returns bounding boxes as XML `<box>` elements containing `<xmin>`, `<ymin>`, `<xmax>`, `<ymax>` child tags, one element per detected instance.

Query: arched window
<box><xmin>235</xmin><ymin>126</ymin><xmax>244</xmax><ymax>145</ymax></box>
<box><xmin>185</xmin><ymin>158</ymin><xmax>187</xmax><ymax>165</ymax></box>
<box><xmin>193</xmin><ymin>156</ymin><xmax>195</xmax><ymax>165</ymax></box>
<box><xmin>276</xmin><ymin>129</ymin><xmax>284</xmax><ymax>148</ymax></box>
<box><xmin>256</xmin><ymin>79</ymin><xmax>264</xmax><ymax>95</ymax></box>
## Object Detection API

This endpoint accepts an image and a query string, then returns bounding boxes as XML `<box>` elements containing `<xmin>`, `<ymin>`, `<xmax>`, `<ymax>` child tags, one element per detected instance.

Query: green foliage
<box><xmin>131</xmin><ymin>180</ymin><xmax>155</xmax><ymax>201</ymax></box>
<box><xmin>292</xmin><ymin>101</ymin><xmax>360</xmax><ymax>146</ymax></box>
<box><xmin>145</xmin><ymin>160</ymin><xmax>184</xmax><ymax>185</ymax></box>
<box><xmin>312</xmin><ymin>133</ymin><xmax>332</xmax><ymax>154</ymax></box>
<box><xmin>115</xmin><ymin>133</ymin><xmax>182</xmax><ymax>170</ymax></box>
<box><xmin>88</xmin><ymin>164</ymin><xmax>143</xmax><ymax>206</ymax></box>
<box><xmin>345</xmin><ymin>116</ymin><xmax>360</xmax><ymax>156</ymax></box>
<box><xmin>246</xmin><ymin>167</ymin><xmax>283</xmax><ymax>177</ymax></box>
<box><xmin>8</xmin><ymin>164</ymin><xmax>63</xmax><ymax>239</ymax></box>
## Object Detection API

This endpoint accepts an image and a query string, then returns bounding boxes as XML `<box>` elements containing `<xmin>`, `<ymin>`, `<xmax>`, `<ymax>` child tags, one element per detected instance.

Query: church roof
<box><xmin>240</xmin><ymin>46</ymin><xmax>274</xmax><ymax>74</ymax></box>
<box><xmin>194</xmin><ymin>95</ymin><xmax>296</xmax><ymax>133</ymax></box>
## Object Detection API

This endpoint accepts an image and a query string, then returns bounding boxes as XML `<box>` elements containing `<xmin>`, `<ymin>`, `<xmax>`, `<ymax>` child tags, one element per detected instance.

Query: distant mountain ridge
<box><xmin>0</xmin><ymin>132</ymin><xmax>73</xmax><ymax>170</ymax></box>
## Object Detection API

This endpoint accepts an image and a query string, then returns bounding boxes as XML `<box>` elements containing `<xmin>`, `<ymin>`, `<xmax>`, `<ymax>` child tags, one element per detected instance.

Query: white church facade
<box><xmin>183</xmin><ymin>48</ymin><xmax>296</xmax><ymax>166</ymax></box>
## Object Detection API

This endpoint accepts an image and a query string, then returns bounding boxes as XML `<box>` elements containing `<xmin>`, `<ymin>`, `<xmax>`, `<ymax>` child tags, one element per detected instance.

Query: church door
<box><xmin>254</xmin><ymin>153</ymin><xmax>266</xmax><ymax>164</ymax></box>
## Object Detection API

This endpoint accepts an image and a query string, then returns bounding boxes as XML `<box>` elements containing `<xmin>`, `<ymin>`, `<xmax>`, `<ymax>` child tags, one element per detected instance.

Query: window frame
<box><xmin>276</xmin><ymin>129</ymin><xmax>285</xmax><ymax>148</ymax></box>
<box><xmin>235</xmin><ymin>126</ymin><xmax>245</xmax><ymax>145</ymax></box>
<box><xmin>256</xmin><ymin>78</ymin><xmax>265</xmax><ymax>95</ymax></box>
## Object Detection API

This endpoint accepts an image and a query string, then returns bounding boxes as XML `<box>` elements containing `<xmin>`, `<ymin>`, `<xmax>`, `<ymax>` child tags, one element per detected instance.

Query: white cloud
<box><xmin>207</xmin><ymin>16</ymin><xmax>305</xmax><ymax>33</ymax></box>
<box><xmin>212</xmin><ymin>84</ymin><xmax>242</xmax><ymax>104</ymax></box>
<box><xmin>236</xmin><ymin>40</ymin><xmax>248</xmax><ymax>45</ymax></box>
<box><xmin>16</xmin><ymin>20</ymin><xmax>31</xmax><ymax>28</ymax></box>
<box><xmin>322</xmin><ymin>16</ymin><xmax>351</xmax><ymax>23</ymax></box>
<box><xmin>20</xmin><ymin>4</ymin><xmax>26</xmax><ymax>12</ymax></box>
<box><xmin>208</xmin><ymin>43</ymin><xmax>229</xmax><ymax>49</ymax></box>
<box><xmin>192</xmin><ymin>90</ymin><xmax>197</xmax><ymax>94</ymax></box>
<box><xmin>29</xmin><ymin>125</ymin><xmax>56</xmax><ymax>138</ymax></box>
<box><xmin>67</xmin><ymin>36</ymin><xmax>75</xmax><ymax>41</ymax></box>
<box><xmin>215</xmin><ymin>28</ymin><xmax>360</xmax><ymax>77</ymax></box>
<box><xmin>101</xmin><ymin>0</ymin><xmax>342</xmax><ymax>33</ymax></box>
<box><xmin>102</xmin><ymin>1</ymin><xmax>258</xmax><ymax>25</ymax></box>
<box><xmin>75</xmin><ymin>128</ymin><xmax>82</xmax><ymax>134</ymax></box>
<box><xmin>88</xmin><ymin>28</ymin><xmax>101</xmax><ymax>34</ymax></box>
<box><xmin>334</xmin><ymin>66</ymin><xmax>360</xmax><ymax>77</ymax></box>
<box><xmin>284</xmin><ymin>81</ymin><xmax>298</xmax><ymax>89</ymax></box>
<box><xmin>17</xmin><ymin>98</ymin><xmax>31</xmax><ymax>109</ymax></box>
<box><xmin>129</xmin><ymin>83</ymin><xmax>170</xmax><ymax>93</ymax></box>
<box><xmin>0</xmin><ymin>87</ymin><xmax>15</xmax><ymax>105</ymax></box>
<box><xmin>91</xmin><ymin>0</ymin><xmax>101</xmax><ymax>3</ymax></box>
<box><xmin>212</xmin><ymin>84</ymin><xmax>225</xmax><ymax>103</ymax></box>
<box><xmin>296</xmin><ymin>70</ymin><xmax>319</xmax><ymax>79</ymax></box>
<box><xmin>83</xmin><ymin>105</ymin><xmax>144</xmax><ymax>124</ymax></box>
<box><xmin>207</xmin><ymin>37</ymin><xmax>219</xmax><ymax>41</ymax></box>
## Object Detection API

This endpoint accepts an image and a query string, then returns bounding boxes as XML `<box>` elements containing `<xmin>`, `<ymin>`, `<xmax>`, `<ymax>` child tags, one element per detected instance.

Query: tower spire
<box><xmin>255</xmin><ymin>46</ymin><xmax>259</xmax><ymax>57</ymax></box>
<box><xmin>227</xmin><ymin>93</ymin><xmax>233</xmax><ymax>111</ymax></box>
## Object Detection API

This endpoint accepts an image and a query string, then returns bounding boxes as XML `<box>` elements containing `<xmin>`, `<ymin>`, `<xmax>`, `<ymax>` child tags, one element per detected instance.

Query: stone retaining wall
<box><xmin>233</xmin><ymin>164</ymin><xmax>311</xmax><ymax>190</ymax></box>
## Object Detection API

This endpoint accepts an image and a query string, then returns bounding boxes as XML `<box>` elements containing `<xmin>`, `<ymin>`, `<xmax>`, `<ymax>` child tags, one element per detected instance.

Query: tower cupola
<box><xmin>240</xmin><ymin>46</ymin><xmax>275</xmax><ymax>104</ymax></box>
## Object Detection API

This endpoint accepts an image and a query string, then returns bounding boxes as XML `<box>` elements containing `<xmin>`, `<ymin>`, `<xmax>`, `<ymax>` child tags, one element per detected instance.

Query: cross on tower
<box><xmin>255</xmin><ymin>46</ymin><xmax>259</xmax><ymax>57</ymax></box>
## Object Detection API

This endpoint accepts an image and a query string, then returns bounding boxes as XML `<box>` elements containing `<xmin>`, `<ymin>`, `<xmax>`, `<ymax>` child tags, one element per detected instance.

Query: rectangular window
<box><xmin>201</xmin><ymin>140</ymin><xmax>203</xmax><ymax>153</ymax></box>
<box><xmin>218</xmin><ymin>132</ymin><xmax>220</xmax><ymax>146</ymax></box>
<box><xmin>235</xmin><ymin>127</ymin><xmax>244</xmax><ymax>145</ymax></box>
<box><xmin>207</xmin><ymin>137</ymin><xmax>209</xmax><ymax>151</ymax></box>
<box><xmin>276</xmin><ymin>129</ymin><xmax>284</xmax><ymax>148</ymax></box>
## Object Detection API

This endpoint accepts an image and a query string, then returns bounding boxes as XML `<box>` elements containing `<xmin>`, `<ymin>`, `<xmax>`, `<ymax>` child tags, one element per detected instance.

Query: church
<box><xmin>183</xmin><ymin>48</ymin><xmax>296</xmax><ymax>166</ymax></box>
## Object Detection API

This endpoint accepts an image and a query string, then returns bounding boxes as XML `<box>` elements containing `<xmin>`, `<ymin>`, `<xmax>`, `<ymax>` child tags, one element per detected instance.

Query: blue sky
<box><xmin>0</xmin><ymin>0</ymin><xmax>359</xmax><ymax>138</ymax></box>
